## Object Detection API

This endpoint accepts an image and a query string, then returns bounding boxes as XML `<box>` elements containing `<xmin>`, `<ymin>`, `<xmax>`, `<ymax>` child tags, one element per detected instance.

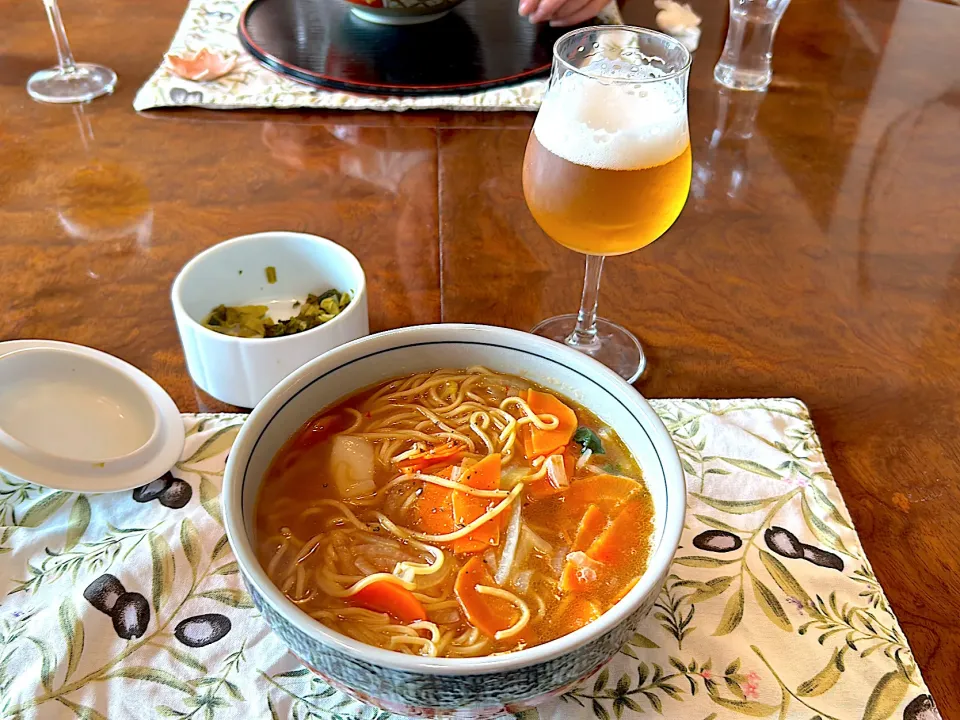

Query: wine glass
<box><xmin>522</xmin><ymin>26</ymin><xmax>692</xmax><ymax>382</ymax></box>
<box><xmin>27</xmin><ymin>0</ymin><xmax>117</xmax><ymax>103</ymax></box>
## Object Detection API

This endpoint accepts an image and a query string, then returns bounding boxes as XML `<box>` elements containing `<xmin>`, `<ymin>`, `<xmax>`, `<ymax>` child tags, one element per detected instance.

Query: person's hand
<box><xmin>518</xmin><ymin>0</ymin><xmax>609</xmax><ymax>27</ymax></box>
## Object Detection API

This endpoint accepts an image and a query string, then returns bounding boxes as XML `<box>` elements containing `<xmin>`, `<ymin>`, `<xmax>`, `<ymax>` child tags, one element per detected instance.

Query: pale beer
<box><xmin>522</xmin><ymin>81</ymin><xmax>691</xmax><ymax>256</ymax></box>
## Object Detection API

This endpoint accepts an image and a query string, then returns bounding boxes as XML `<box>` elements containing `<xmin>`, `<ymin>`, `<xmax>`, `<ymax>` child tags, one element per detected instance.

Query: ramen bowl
<box><xmin>222</xmin><ymin>324</ymin><xmax>684</xmax><ymax>717</ymax></box>
<box><xmin>342</xmin><ymin>0</ymin><xmax>468</xmax><ymax>26</ymax></box>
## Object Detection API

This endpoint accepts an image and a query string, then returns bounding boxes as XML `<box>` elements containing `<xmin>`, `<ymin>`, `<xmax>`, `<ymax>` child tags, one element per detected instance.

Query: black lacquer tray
<box><xmin>239</xmin><ymin>0</ymin><xmax>601</xmax><ymax>96</ymax></box>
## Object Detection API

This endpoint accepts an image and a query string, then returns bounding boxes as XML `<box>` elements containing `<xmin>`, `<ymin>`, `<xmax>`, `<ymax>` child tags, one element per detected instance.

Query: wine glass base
<box><xmin>27</xmin><ymin>63</ymin><xmax>117</xmax><ymax>104</ymax></box>
<box><xmin>531</xmin><ymin>314</ymin><xmax>646</xmax><ymax>383</ymax></box>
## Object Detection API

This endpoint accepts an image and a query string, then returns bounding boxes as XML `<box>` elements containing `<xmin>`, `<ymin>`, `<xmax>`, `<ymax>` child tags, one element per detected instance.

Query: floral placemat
<box><xmin>0</xmin><ymin>402</ymin><xmax>941</xmax><ymax>719</ymax></box>
<box><xmin>133</xmin><ymin>0</ymin><xmax>621</xmax><ymax>112</ymax></box>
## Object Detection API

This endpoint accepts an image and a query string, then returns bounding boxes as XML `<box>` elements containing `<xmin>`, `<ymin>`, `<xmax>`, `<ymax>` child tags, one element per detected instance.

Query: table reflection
<box><xmin>692</xmin><ymin>86</ymin><xmax>765</xmax><ymax>203</ymax></box>
<box><xmin>56</xmin><ymin>106</ymin><xmax>153</xmax><ymax>247</ymax></box>
<box><xmin>260</xmin><ymin>120</ymin><xmax>438</xmax><ymax>328</ymax></box>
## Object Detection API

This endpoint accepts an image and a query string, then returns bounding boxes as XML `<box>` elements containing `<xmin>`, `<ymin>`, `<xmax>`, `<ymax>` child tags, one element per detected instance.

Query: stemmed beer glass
<box><xmin>522</xmin><ymin>27</ymin><xmax>692</xmax><ymax>382</ymax></box>
<box><xmin>27</xmin><ymin>0</ymin><xmax>117</xmax><ymax>103</ymax></box>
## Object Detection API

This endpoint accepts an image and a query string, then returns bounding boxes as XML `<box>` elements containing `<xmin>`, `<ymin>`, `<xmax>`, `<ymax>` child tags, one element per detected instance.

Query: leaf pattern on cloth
<box><xmin>132</xmin><ymin>0</ymin><xmax>622</xmax><ymax>112</ymax></box>
<box><xmin>0</xmin><ymin>404</ymin><xmax>942</xmax><ymax>720</ymax></box>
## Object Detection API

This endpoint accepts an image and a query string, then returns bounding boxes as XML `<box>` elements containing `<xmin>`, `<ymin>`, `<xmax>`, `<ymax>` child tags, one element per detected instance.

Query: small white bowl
<box><xmin>0</xmin><ymin>341</ymin><xmax>183</xmax><ymax>492</ymax></box>
<box><xmin>171</xmin><ymin>232</ymin><xmax>369</xmax><ymax>408</ymax></box>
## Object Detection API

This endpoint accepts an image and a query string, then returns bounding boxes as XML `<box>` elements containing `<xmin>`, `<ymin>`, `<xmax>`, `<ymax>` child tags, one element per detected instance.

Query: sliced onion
<box><xmin>522</xmin><ymin>525</ymin><xmax>553</xmax><ymax>556</ymax></box>
<box><xmin>512</xmin><ymin>569</ymin><xmax>533</xmax><ymax>594</ymax></box>
<box><xmin>576</xmin><ymin>448</ymin><xmax>593</xmax><ymax>470</ymax></box>
<box><xmin>550</xmin><ymin>544</ymin><xmax>569</xmax><ymax>576</ymax></box>
<box><xmin>494</xmin><ymin>499</ymin><xmax>523</xmax><ymax>586</ymax></box>
<box><xmin>544</xmin><ymin>454</ymin><xmax>569</xmax><ymax>489</ymax></box>
<box><xmin>483</xmin><ymin>548</ymin><xmax>498</xmax><ymax>577</ymax></box>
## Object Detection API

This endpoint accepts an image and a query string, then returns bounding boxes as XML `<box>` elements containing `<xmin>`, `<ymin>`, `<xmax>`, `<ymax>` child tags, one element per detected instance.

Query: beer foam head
<box><xmin>533</xmin><ymin>76</ymin><xmax>688</xmax><ymax>172</ymax></box>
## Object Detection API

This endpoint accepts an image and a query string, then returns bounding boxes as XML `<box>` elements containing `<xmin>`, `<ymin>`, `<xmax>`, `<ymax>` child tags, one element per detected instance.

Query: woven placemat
<box><xmin>133</xmin><ymin>0</ymin><xmax>621</xmax><ymax>112</ymax></box>
<box><xmin>0</xmin><ymin>402</ymin><xmax>942</xmax><ymax>719</ymax></box>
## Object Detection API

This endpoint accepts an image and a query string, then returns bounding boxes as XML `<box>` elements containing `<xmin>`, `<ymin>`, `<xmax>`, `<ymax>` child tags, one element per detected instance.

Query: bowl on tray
<box><xmin>341</xmin><ymin>0</ymin><xmax>469</xmax><ymax>26</ymax></box>
<box><xmin>171</xmin><ymin>231</ymin><xmax>369</xmax><ymax>408</ymax></box>
<box><xmin>221</xmin><ymin>323</ymin><xmax>685</xmax><ymax>716</ymax></box>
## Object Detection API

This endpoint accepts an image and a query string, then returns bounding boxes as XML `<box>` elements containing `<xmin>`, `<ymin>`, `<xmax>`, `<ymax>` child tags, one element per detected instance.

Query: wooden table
<box><xmin>3</xmin><ymin>0</ymin><xmax>959</xmax><ymax>713</ymax></box>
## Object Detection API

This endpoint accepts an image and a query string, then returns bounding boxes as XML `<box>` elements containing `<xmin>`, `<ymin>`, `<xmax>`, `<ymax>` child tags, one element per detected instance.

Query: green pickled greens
<box><xmin>202</xmin><ymin>289</ymin><xmax>351</xmax><ymax>339</ymax></box>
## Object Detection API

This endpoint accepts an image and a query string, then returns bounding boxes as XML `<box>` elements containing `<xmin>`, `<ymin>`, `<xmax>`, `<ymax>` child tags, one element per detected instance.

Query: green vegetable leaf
<box><xmin>861</xmin><ymin>671</ymin><xmax>910</xmax><ymax>720</ymax></box>
<box><xmin>573</xmin><ymin>427</ymin><xmax>604</xmax><ymax>454</ymax></box>
<box><xmin>65</xmin><ymin>496</ymin><xmax>91</xmax><ymax>551</ymax></box>
<box><xmin>149</xmin><ymin>531</ymin><xmax>175</xmax><ymax>613</ymax></box>
<box><xmin>58</xmin><ymin>599</ymin><xmax>85</xmax><ymax>681</ymax></box>
<box><xmin>713</xmin><ymin>585</ymin><xmax>744</xmax><ymax>636</ymax></box>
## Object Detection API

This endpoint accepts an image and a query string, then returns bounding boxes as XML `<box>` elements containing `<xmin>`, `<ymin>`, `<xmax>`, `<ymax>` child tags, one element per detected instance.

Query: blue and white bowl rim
<box><xmin>223</xmin><ymin>323</ymin><xmax>685</xmax><ymax>675</ymax></box>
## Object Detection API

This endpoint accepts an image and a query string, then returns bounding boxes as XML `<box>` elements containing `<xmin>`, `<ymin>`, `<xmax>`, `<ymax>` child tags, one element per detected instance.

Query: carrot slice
<box><xmin>397</xmin><ymin>442</ymin><xmax>464</xmax><ymax>473</ymax></box>
<box><xmin>454</xmin><ymin>556</ymin><xmax>517</xmax><ymax>637</ymax></box>
<box><xmin>563</xmin><ymin>597</ymin><xmax>603</xmax><ymax>631</ymax></box>
<box><xmin>527</xmin><ymin>447</ymin><xmax>578</xmax><ymax>500</ymax></box>
<box><xmin>523</xmin><ymin>389</ymin><xmax>578</xmax><ymax>458</ymax></box>
<box><xmin>573</xmin><ymin>505</ymin><xmax>608</xmax><ymax>551</ymax></box>
<box><xmin>415</xmin><ymin>465</ymin><xmax>455</xmax><ymax>535</ymax></box>
<box><xmin>558</xmin><ymin>474</ymin><xmax>642</xmax><ymax>522</ymax></box>
<box><xmin>587</xmin><ymin>499</ymin><xmax>653</xmax><ymax>565</ymax></box>
<box><xmin>453</xmin><ymin>453</ymin><xmax>501</xmax><ymax>554</ymax></box>
<box><xmin>350</xmin><ymin>581</ymin><xmax>427</xmax><ymax>623</ymax></box>
<box><xmin>560</xmin><ymin>505</ymin><xmax>609</xmax><ymax>593</ymax></box>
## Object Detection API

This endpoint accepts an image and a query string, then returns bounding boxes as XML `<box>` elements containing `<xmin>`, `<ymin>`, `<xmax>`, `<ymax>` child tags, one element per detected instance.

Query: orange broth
<box><xmin>254</xmin><ymin>369</ymin><xmax>654</xmax><ymax>657</ymax></box>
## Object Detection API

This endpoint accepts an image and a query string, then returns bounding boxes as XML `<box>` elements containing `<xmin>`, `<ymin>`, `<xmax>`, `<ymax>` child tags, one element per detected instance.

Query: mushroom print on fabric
<box><xmin>132</xmin><ymin>472</ymin><xmax>194</xmax><ymax>509</ymax></box>
<box><xmin>83</xmin><ymin>574</ymin><xmax>152</xmax><ymax>639</ymax></box>
<box><xmin>175</xmin><ymin>614</ymin><xmax>232</xmax><ymax>648</ymax></box>
<box><xmin>765</xmin><ymin>525</ymin><xmax>844</xmax><ymax>571</ymax></box>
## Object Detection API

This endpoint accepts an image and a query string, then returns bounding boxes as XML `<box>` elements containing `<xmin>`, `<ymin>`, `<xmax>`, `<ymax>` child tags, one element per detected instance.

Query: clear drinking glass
<box><xmin>522</xmin><ymin>27</ymin><xmax>692</xmax><ymax>382</ymax></box>
<box><xmin>27</xmin><ymin>0</ymin><xmax>117</xmax><ymax>103</ymax></box>
<box><xmin>713</xmin><ymin>0</ymin><xmax>791</xmax><ymax>91</ymax></box>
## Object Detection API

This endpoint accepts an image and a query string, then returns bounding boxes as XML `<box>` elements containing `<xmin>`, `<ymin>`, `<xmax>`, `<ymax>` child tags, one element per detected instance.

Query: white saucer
<box><xmin>0</xmin><ymin>340</ymin><xmax>184</xmax><ymax>493</ymax></box>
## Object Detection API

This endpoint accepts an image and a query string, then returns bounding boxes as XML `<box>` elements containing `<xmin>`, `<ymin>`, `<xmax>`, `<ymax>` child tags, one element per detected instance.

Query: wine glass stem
<box><xmin>566</xmin><ymin>254</ymin><xmax>605</xmax><ymax>351</ymax></box>
<box><xmin>43</xmin><ymin>0</ymin><xmax>77</xmax><ymax>73</ymax></box>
